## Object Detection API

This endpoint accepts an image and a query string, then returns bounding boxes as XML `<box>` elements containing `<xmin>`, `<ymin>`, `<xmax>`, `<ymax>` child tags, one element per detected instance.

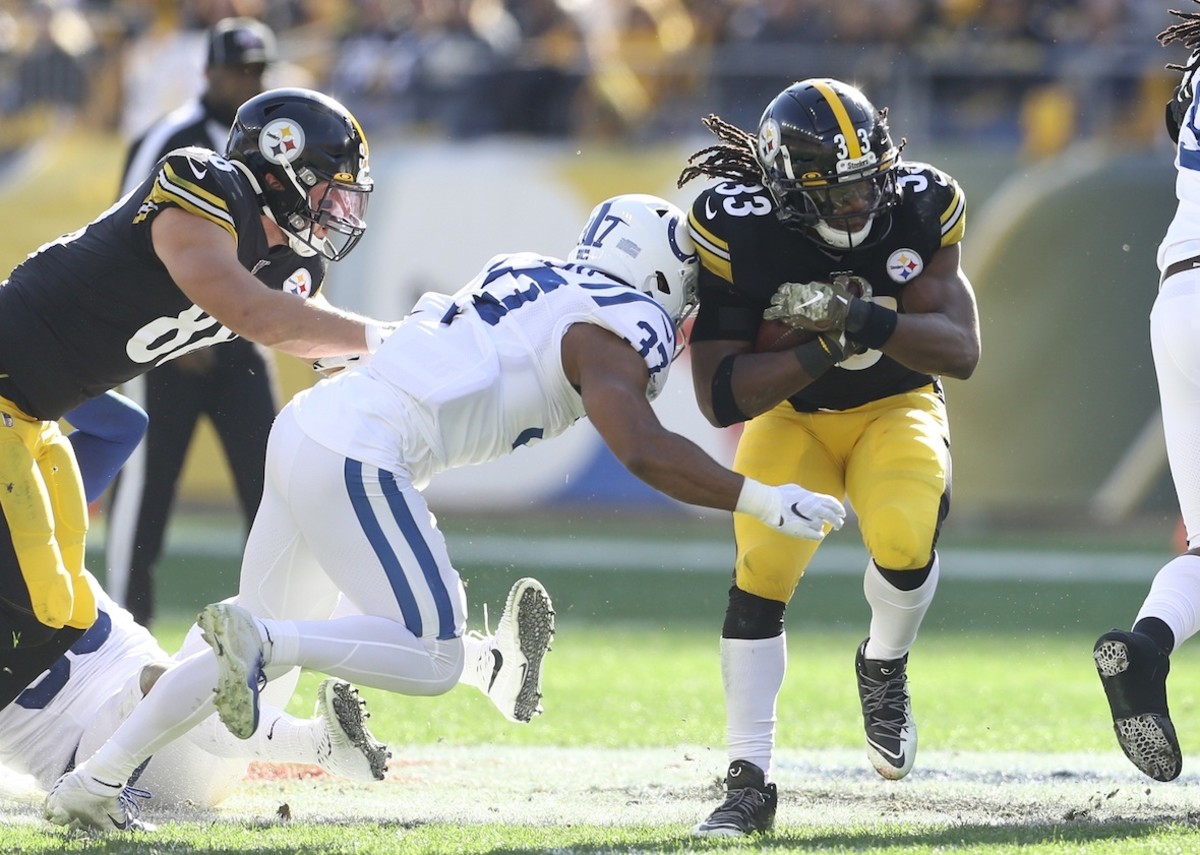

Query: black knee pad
<box><xmin>876</xmin><ymin>554</ymin><xmax>935</xmax><ymax>592</ymax></box>
<box><xmin>722</xmin><ymin>585</ymin><xmax>786</xmax><ymax>640</ymax></box>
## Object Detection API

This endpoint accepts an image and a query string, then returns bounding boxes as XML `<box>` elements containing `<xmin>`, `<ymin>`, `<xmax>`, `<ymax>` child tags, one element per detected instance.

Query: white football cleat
<box><xmin>473</xmin><ymin>578</ymin><xmax>555</xmax><ymax>723</ymax></box>
<box><xmin>313</xmin><ymin>678</ymin><xmax>391</xmax><ymax>782</ymax></box>
<box><xmin>197</xmin><ymin>602</ymin><xmax>266</xmax><ymax>740</ymax></box>
<box><xmin>43</xmin><ymin>768</ymin><xmax>154</xmax><ymax>832</ymax></box>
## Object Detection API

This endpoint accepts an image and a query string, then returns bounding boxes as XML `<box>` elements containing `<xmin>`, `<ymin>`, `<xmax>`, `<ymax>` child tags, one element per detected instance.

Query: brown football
<box><xmin>754</xmin><ymin>319</ymin><xmax>817</xmax><ymax>352</ymax></box>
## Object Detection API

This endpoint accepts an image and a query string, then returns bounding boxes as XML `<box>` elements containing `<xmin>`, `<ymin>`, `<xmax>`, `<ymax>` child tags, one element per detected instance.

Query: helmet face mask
<box><xmin>226</xmin><ymin>88</ymin><xmax>373</xmax><ymax>261</ymax></box>
<box><xmin>756</xmin><ymin>78</ymin><xmax>901</xmax><ymax>250</ymax></box>
<box><xmin>280</xmin><ymin>176</ymin><xmax>370</xmax><ymax>260</ymax></box>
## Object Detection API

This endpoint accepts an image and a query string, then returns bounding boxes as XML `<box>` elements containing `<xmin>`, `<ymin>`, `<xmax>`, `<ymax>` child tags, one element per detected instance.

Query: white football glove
<box><xmin>762</xmin><ymin>274</ymin><xmax>872</xmax><ymax>332</ymax></box>
<box><xmin>364</xmin><ymin>322</ymin><xmax>399</xmax><ymax>354</ymax></box>
<box><xmin>736</xmin><ymin>478</ymin><xmax>846</xmax><ymax>541</ymax></box>
<box><xmin>312</xmin><ymin>353</ymin><xmax>369</xmax><ymax>378</ymax></box>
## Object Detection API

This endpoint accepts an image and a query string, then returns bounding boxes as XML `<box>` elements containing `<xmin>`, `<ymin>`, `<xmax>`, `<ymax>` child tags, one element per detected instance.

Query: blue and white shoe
<box><xmin>43</xmin><ymin>768</ymin><xmax>154</xmax><ymax>832</ymax></box>
<box><xmin>197</xmin><ymin>602</ymin><xmax>266</xmax><ymax>740</ymax></box>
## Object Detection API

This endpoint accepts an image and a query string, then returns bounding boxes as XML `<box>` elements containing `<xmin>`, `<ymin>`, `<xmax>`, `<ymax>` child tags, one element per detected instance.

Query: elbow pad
<box><xmin>710</xmin><ymin>354</ymin><xmax>749</xmax><ymax>427</ymax></box>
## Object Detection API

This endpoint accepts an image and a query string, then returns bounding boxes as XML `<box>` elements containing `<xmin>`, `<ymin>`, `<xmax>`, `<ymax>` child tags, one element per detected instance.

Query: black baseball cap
<box><xmin>206</xmin><ymin>17</ymin><xmax>277</xmax><ymax>68</ymax></box>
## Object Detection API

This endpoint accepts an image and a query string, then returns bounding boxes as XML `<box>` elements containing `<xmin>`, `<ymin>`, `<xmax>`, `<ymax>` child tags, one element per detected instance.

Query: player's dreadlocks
<box><xmin>1158</xmin><ymin>4</ymin><xmax>1200</xmax><ymax>142</ymax></box>
<box><xmin>677</xmin><ymin>114</ymin><xmax>762</xmax><ymax>189</ymax></box>
<box><xmin>1159</xmin><ymin>2</ymin><xmax>1200</xmax><ymax>63</ymax></box>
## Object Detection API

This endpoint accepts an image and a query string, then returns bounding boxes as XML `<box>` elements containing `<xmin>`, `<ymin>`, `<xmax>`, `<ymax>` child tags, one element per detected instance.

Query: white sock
<box><xmin>184</xmin><ymin>703</ymin><xmax>317</xmax><ymax>764</ymax></box>
<box><xmin>1136</xmin><ymin>553</ymin><xmax>1200</xmax><ymax>648</ymax></box>
<box><xmin>457</xmin><ymin>632</ymin><xmax>494</xmax><ymax>692</ymax></box>
<box><xmin>722</xmin><ymin>634</ymin><xmax>786</xmax><ymax>782</ymax></box>
<box><xmin>261</xmin><ymin>614</ymin><xmax>463</xmax><ymax>696</ymax></box>
<box><xmin>863</xmin><ymin>555</ymin><xmax>939</xmax><ymax>661</ymax></box>
<box><xmin>83</xmin><ymin>650</ymin><xmax>220</xmax><ymax>786</ymax></box>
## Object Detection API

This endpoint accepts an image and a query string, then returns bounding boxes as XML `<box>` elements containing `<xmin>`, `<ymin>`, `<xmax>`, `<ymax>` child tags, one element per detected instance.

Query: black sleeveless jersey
<box><xmin>0</xmin><ymin>146</ymin><xmax>325</xmax><ymax>420</ymax></box>
<box><xmin>686</xmin><ymin>161</ymin><xmax>966</xmax><ymax>412</ymax></box>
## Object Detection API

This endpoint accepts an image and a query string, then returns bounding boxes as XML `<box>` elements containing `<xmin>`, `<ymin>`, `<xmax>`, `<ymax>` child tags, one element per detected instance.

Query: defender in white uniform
<box><xmin>1095</xmin><ymin>16</ymin><xmax>1200</xmax><ymax>785</ymax></box>
<box><xmin>45</xmin><ymin>194</ymin><xmax>848</xmax><ymax>832</ymax></box>
<box><xmin>2</xmin><ymin>582</ymin><xmax>387</xmax><ymax>810</ymax></box>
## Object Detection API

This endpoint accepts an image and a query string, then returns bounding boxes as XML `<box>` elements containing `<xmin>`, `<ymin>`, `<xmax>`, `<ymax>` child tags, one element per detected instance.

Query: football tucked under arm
<box><xmin>762</xmin><ymin>274</ymin><xmax>872</xmax><ymax>332</ymax></box>
<box><xmin>754</xmin><ymin>319</ymin><xmax>818</xmax><ymax>352</ymax></box>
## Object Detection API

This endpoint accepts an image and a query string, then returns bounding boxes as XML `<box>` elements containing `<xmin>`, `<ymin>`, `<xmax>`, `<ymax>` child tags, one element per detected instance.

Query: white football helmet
<box><xmin>568</xmin><ymin>194</ymin><xmax>699</xmax><ymax>328</ymax></box>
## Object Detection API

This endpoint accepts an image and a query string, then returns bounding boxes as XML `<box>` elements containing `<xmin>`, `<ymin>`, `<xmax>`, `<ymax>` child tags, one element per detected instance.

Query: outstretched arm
<box><xmin>151</xmin><ymin>209</ymin><xmax>390</xmax><ymax>359</ymax></box>
<box><xmin>563</xmin><ymin>323</ymin><xmax>844</xmax><ymax>539</ymax></box>
<box><xmin>567</xmin><ymin>322</ymin><xmax>743</xmax><ymax>509</ymax></box>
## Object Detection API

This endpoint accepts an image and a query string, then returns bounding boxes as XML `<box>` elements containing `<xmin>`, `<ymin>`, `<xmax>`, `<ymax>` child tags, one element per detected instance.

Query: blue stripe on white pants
<box><xmin>343</xmin><ymin>459</ymin><xmax>457</xmax><ymax>640</ymax></box>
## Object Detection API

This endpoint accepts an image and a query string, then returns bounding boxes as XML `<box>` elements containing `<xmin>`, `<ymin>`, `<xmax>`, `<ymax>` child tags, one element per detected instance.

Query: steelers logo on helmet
<box><xmin>758</xmin><ymin>118</ymin><xmax>783</xmax><ymax>172</ymax></box>
<box><xmin>260</xmin><ymin>118</ymin><xmax>306</xmax><ymax>165</ymax></box>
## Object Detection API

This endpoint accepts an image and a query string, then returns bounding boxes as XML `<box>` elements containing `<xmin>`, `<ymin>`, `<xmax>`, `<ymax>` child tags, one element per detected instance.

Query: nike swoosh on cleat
<box><xmin>486</xmin><ymin>651</ymin><xmax>502</xmax><ymax>691</ymax></box>
<box><xmin>867</xmin><ymin>739</ymin><xmax>906</xmax><ymax>762</ymax></box>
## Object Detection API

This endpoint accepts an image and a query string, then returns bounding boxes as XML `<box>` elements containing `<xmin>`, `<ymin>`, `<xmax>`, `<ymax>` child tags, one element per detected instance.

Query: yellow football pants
<box><xmin>732</xmin><ymin>385</ymin><xmax>951</xmax><ymax>603</ymax></box>
<box><xmin>0</xmin><ymin>396</ymin><xmax>94</xmax><ymax>633</ymax></box>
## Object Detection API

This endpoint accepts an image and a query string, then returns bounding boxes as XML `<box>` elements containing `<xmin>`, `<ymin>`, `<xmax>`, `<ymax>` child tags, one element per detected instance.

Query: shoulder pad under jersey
<box><xmin>134</xmin><ymin>147</ymin><xmax>256</xmax><ymax>242</ymax></box>
<box><xmin>686</xmin><ymin>181</ymin><xmax>778</xmax><ymax>288</ymax></box>
<box><xmin>895</xmin><ymin>161</ymin><xmax>966</xmax><ymax>250</ymax></box>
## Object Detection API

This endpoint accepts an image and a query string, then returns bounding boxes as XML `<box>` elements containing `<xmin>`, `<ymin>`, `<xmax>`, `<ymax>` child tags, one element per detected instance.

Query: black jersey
<box><xmin>0</xmin><ymin>146</ymin><xmax>324</xmax><ymax>420</ymax></box>
<box><xmin>686</xmin><ymin>162</ymin><xmax>966</xmax><ymax>412</ymax></box>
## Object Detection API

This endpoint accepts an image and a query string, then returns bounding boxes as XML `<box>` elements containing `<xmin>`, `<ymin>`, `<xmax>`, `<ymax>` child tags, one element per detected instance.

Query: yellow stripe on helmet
<box><xmin>812</xmin><ymin>80</ymin><xmax>862</xmax><ymax>160</ymax></box>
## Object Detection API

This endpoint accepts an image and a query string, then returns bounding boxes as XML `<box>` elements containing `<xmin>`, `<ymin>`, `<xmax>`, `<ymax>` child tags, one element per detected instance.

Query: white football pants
<box><xmin>1152</xmin><ymin>271</ymin><xmax>1200</xmax><ymax>548</ymax></box>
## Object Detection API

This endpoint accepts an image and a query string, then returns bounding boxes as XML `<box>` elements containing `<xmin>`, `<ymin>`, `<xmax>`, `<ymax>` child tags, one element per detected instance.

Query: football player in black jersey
<box><xmin>105</xmin><ymin>18</ymin><xmax>321</xmax><ymax>629</ymax></box>
<box><xmin>0</xmin><ymin>86</ymin><xmax>392</xmax><ymax>713</ymax></box>
<box><xmin>678</xmin><ymin>78</ymin><xmax>981</xmax><ymax>837</ymax></box>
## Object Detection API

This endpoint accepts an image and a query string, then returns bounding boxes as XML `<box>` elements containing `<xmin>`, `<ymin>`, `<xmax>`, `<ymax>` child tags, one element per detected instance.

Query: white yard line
<box><xmin>445</xmin><ymin>536</ymin><xmax>1166</xmax><ymax>583</ymax></box>
<box><xmin>94</xmin><ymin>514</ymin><xmax>1168</xmax><ymax>584</ymax></box>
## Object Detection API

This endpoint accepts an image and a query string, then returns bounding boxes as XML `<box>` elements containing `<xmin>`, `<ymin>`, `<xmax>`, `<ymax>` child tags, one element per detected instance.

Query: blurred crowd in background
<box><xmin>0</xmin><ymin>0</ymin><xmax>1180</xmax><ymax>166</ymax></box>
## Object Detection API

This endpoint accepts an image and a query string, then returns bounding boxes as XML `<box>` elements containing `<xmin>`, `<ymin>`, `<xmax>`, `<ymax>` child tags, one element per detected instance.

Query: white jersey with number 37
<box><xmin>292</xmin><ymin>252</ymin><xmax>677</xmax><ymax>488</ymax></box>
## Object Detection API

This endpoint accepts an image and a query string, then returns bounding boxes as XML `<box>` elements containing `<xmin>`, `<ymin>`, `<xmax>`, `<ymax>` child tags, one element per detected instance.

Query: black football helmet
<box><xmin>226</xmin><ymin>88</ymin><xmax>372</xmax><ymax>261</ymax></box>
<box><xmin>755</xmin><ymin>78</ymin><xmax>901</xmax><ymax>250</ymax></box>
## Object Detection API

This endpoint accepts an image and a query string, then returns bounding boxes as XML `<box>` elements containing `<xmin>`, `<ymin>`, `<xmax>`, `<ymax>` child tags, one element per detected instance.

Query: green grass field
<box><xmin>4</xmin><ymin>515</ymin><xmax>1200</xmax><ymax>853</ymax></box>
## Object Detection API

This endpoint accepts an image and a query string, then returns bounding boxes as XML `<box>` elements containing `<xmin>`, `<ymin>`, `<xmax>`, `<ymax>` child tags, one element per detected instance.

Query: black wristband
<box><xmin>845</xmin><ymin>299</ymin><xmax>898</xmax><ymax>350</ymax></box>
<box><xmin>792</xmin><ymin>337</ymin><xmax>838</xmax><ymax>379</ymax></box>
<box><xmin>710</xmin><ymin>354</ymin><xmax>749</xmax><ymax>427</ymax></box>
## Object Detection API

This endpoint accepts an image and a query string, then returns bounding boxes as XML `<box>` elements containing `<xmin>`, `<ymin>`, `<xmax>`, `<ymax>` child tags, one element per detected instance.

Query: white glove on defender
<box><xmin>736</xmin><ymin>478</ymin><xmax>846</xmax><ymax>541</ymax></box>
